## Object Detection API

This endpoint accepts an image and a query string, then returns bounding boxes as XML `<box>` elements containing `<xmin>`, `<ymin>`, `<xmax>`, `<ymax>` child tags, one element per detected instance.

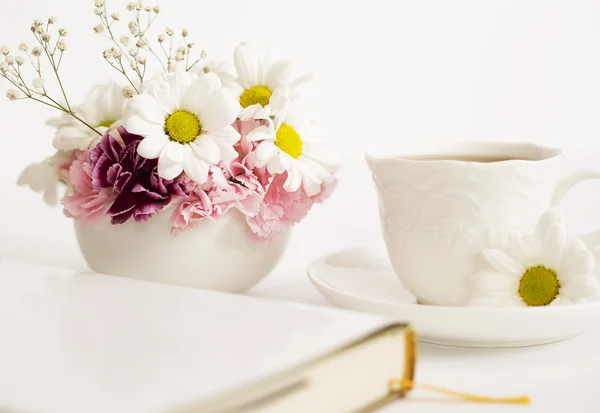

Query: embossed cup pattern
<box><xmin>366</xmin><ymin>145</ymin><xmax>565</xmax><ymax>306</ymax></box>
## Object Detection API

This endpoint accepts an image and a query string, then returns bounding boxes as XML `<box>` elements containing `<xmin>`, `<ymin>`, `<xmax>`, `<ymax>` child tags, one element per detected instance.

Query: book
<box><xmin>0</xmin><ymin>260</ymin><xmax>416</xmax><ymax>413</ymax></box>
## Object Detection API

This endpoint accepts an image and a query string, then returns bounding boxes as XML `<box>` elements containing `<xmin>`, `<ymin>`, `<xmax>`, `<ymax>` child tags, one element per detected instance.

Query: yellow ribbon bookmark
<box><xmin>389</xmin><ymin>378</ymin><xmax>531</xmax><ymax>404</ymax></box>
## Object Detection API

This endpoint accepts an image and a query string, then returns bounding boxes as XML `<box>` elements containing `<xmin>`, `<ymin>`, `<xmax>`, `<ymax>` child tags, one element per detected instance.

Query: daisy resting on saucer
<box><xmin>467</xmin><ymin>210</ymin><xmax>600</xmax><ymax>307</ymax></box>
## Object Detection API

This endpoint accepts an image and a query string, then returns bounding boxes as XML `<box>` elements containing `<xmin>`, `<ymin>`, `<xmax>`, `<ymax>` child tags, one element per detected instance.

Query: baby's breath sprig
<box><xmin>158</xmin><ymin>27</ymin><xmax>206</xmax><ymax>73</ymax></box>
<box><xmin>0</xmin><ymin>18</ymin><xmax>101</xmax><ymax>136</ymax></box>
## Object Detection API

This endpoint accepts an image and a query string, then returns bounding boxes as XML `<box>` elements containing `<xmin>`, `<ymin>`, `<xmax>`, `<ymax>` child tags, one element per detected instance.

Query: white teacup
<box><xmin>366</xmin><ymin>142</ymin><xmax>600</xmax><ymax>306</ymax></box>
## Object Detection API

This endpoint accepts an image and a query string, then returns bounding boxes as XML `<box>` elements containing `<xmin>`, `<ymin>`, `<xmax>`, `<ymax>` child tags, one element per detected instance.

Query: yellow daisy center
<box><xmin>518</xmin><ymin>265</ymin><xmax>560</xmax><ymax>306</ymax></box>
<box><xmin>275</xmin><ymin>123</ymin><xmax>303</xmax><ymax>159</ymax></box>
<box><xmin>98</xmin><ymin>119</ymin><xmax>115</xmax><ymax>128</ymax></box>
<box><xmin>164</xmin><ymin>110</ymin><xmax>201</xmax><ymax>144</ymax></box>
<box><xmin>239</xmin><ymin>85</ymin><xmax>272</xmax><ymax>108</ymax></box>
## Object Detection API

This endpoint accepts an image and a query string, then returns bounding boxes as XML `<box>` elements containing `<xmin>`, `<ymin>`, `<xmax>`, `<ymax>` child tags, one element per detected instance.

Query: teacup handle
<box><xmin>552</xmin><ymin>167</ymin><xmax>600</xmax><ymax>248</ymax></box>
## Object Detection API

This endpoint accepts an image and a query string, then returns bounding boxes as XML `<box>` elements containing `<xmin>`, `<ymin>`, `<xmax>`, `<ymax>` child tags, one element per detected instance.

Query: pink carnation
<box><xmin>170</xmin><ymin>160</ymin><xmax>265</xmax><ymax>234</ymax></box>
<box><xmin>246</xmin><ymin>172</ymin><xmax>321</xmax><ymax>240</ymax></box>
<box><xmin>61</xmin><ymin>152</ymin><xmax>115</xmax><ymax>224</ymax></box>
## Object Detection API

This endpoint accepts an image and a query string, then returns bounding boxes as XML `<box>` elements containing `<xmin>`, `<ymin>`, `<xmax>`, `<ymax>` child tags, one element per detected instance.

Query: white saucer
<box><xmin>307</xmin><ymin>245</ymin><xmax>600</xmax><ymax>348</ymax></box>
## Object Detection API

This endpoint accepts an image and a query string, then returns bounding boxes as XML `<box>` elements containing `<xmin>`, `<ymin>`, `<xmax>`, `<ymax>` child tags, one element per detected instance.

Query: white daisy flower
<box><xmin>246</xmin><ymin>103</ymin><xmax>337</xmax><ymax>196</ymax></box>
<box><xmin>468</xmin><ymin>210</ymin><xmax>600</xmax><ymax>307</ymax></box>
<box><xmin>219</xmin><ymin>42</ymin><xmax>312</xmax><ymax>121</ymax></box>
<box><xmin>50</xmin><ymin>81</ymin><xmax>125</xmax><ymax>151</ymax></box>
<box><xmin>122</xmin><ymin>71</ymin><xmax>241</xmax><ymax>184</ymax></box>
<box><xmin>17</xmin><ymin>151</ymin><xmax>70</xmax><ymax>205</ymax></box>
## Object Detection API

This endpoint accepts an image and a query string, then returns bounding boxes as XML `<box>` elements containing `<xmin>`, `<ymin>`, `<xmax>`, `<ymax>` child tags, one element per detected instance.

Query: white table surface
<box><xmin>2</xmin><ymin>203</ymin><xmax>600</xmax><ymax>413</ymax></box>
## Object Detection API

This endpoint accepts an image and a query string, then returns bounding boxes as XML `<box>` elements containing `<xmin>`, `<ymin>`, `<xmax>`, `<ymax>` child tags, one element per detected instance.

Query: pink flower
<box><xmin>246</xmin><ymin>172</ymin><xmax>317</xmax><ymax>240</ymax></box>
<box><xmin>61</xmin><ymin>151</ymin><xmax>115</xmax><ymax>224</ymax></box>
<box><xmin>170</xmin><ymin>159</ymin><xmax>266</xmax><ymax>234</ymax></box>
<box><xmin>232</xmin><ymin>118</ymin><xmax>264</xmax><ymax>158</ymax></box>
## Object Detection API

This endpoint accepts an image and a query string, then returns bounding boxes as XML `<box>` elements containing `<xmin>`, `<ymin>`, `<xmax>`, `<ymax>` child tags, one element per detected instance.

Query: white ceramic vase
<box><xmin>74</xmin><ymin>210</ymin><xmax>289</xmax><ymax>293</ymax></box>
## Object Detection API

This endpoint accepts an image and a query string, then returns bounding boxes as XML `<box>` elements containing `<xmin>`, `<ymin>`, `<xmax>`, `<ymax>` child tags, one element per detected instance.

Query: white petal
<box><xmin>470</xmin><ymin>269</ymin><xmax>519</xmax><ymax>293</ymax></box>
<box><xmin>126</xmin><ymin>94</ymin><xmax>166</xmax><ymax>123</ymax></box>
<box><xmin>255</xmin><ymin>141</ymin><xmax>278</xmax><ymax>162</ymax></box>
<box><xmin>123</xmin><ymin>114</ymin><xmax>164</xmax><ymax>137</ymax></box>
<box><xmin>543</xmin><ymin>220</ymin><xmax>567</xmax><ymax>267</ymax></box>
<box><xmin>191</xmin><ymin>136</ymin><xmax>220</xmax><ymax>164</ymax></box>
<box><xmin>137</xmin><ymin>135</ymin><xmax>169</xmax><ymax>159</ymax></box>
<box><xmin>206</xmin><ymin>125</ymin><xmax>241</xmax><ymax>146</ymax></box>
<box><xmin>561</xmin><ymin>276</ymin><xmax>600</xmax><ymax>299</ymax></box>
<box><xmin>267</xmin><ymin>87</ymin><xmax>289</xmax><ymax>115</ymax></box>
<box><xmin>283</xmin><ymin>165</ymin><xmax>302</xmax><ymax>192</ymax></box>
<box><xmin>234</xmin><ymin>43</ymin><xmax>259</xmax><ymax>88</ymax></box>
<box><xmin>182</xmin><ymin>150</ymin><xmax>209</xmax><ymax>184</ymax></box>
<box><xmin>560</xmin><ymin>239</ymin><xmax>595</xmax><ymax>278</ymax></box>
<box><xmin>265</xmin><ymin>154</ymin><xmax>286</xmax><ymax>174</ymax></box>
<box><xmin>535</xmin><ymin>209</ymin><xmax>561</xmax><ymax>240</ymax></box>
<box><xmin>481</xmin><ymin>249</ymin><xmax>525</xmax><ymax>276</ymax></box>
<box><xmin>289</xmin><ymin>72</ymin><xmax>314</xmax><ymax>90</ymax></box>
<box><xmin>264</xmin><ymin>59</ymin><xmax>293</xmax><ymax>89</ymax></box>
<box><xmin>500</xmin><ymin>296</ymin><xmax>527</xmax><ymax>307</ymax></box>
<box><xmin>157</xmin><ymin>142</ymin><xmax>185</xmax><ymax>179</ymax></box>
<box><xmin>302</xmin><ymin>174</ymin><xmax>321</xmax><ymax>197</ymax></box>
<box><xmin>219</xmin><ymin>72</ymin><xmax>244</xmax><ymax>94</ymax></box>
<box><xmin>201</xmin><ymin>89</ymin><xmax>241</xmax><ymax>131</ymax></box>
<box><xmin>246</xmin><ymin>125</ymin><xmax>274</xmax><ymax>142</ymax></box>
<box><xmin>183</xmin><ymin>72</ymin><xmax>221</xmax><ymax>113</ymax></box>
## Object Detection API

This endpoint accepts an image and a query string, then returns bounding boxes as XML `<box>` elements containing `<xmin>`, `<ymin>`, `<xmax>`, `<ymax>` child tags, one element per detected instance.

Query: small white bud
<box><xmin>0</xmin><ymin>46</ymin><xmax>9</xmax><ymax>56</ymax></box>
<box><xmin>94</xmin><ymin>7</ymin><xmax>104</xmax><ymax>15</ymax></box>
<box><xmin>128</xmin><ymin>48</ymin><xmax>138</xmax><ymax>56</ymax></box>
<box><xmin>181</xmin><ymin>28</ymin><xmax>189</xmax><ymax>37</ymax></box>
<box><xmin>135</xmin><ymin>38</ymin><xmax>145</xmax><ymax>48</ymax></box>
<box><xmin>187</xmin><ymin>42</ymin><xmax>194</xmax><ymax>49</ymax></box>
<box><xmin>176</xmin><ymin>46</ymin><xmax>185</xmax><ymax>55</ymax></box>
<box><xmin>93</xmin><ymin>24</ymin><xmax>104</xmax><ymax>34</ymax></box>
<box><xmin>31</xmin><ymin>47</ymin><xmax>42</xmax><ymax>57</ymax></box>
<box><xmin>33</xmin><ymin>19</ymin><xmax>43</xmax><ymax>26</ymax></box>
<box><xmin>136</xmin><ymin>55</ymin><xmax>147</xmax><ymax>64</ymax></box>
<box><xmin>128</xmin><ymin>21</ymin><xmax>138</xmax><ymax>35</ymax></box>
<box><xmin>95</xmin><ymin>0</ymin><xmax>105</xmax><ymax>7</ymax></box>
<box><xmin>175</xmin><ymin>52</ymin><xmax>184</xmax><ymax>62</ymax></box>
<box><xmin>144</xmin><ymin>6</ymin><xmax>151</xmax><ymax>12</ymax></box>
<box><xmin>168</xmin><ymin>60</ymin><xmax>176</xmax><ymax>72</ymax></box>
<box><xmin>18</xmin><ymin>43</ymin><xmax>28</xmax><ymax>52</ymax></box>
<box><xmin>157</xmin><ymin>33</ymin><xmax>165</xmax><ymax>43</ymax></box>
<box><xmin>6</xmin><ymin>89</ymin><xmax>21</xmax><ymax>100</ymax></box>
<box><xmin>15</xmin><ymin>56</ymin><xmax>24</xmax><ymax>66</ymax></box>
<box><xmin>59</xmin><ymin>28</ymin><xmax>67</xmax><ymax>36</ymax></box>
<box><xmin>112</xmin><ymin>48</ymin><xmax>122</xmax><ymax>58</ymax></box>
<box><xmin>119</xmin><ymin>36</ymin><xmax>130</xmax><ymax>46</ymax></box>
<box><xmin>200</xmin><ymin>50</ymin><xmax>207</xmax><ymax>59</ymax></box>
<box><xmin>122</xmin><ymin>87</ymin><xmax>134</xmax><ymax>98</ymax></box>
<box><xmin>41</xmin><ymin>32</ymin><xmax>51</xmax><ymax>42</ymax></box>
<box><xmin>165</xmin><ymin>27</ymin><xmax>174</xmax><ymax>36</ymax></box>
<box><xmin>153</xmin><ymin>5</ymin><xmax>160</xmax><ymax>13</ymax></box>
<box><xmin>135</xmin><ymin>2</ymin><xmax>142</xmax><ymax>11</ymax></box>
<box><xmin>111</xmin><ymin>12</ymin><xmax>119</xmax><ymax>20</ymax></box>
<box><xmin>103</xmin><ymin>48</ymin><xmax>114</xmax><ymax>59</ymax></box>
<box><xmin>32</xmin><ymin>77</ymin><xmax>44</xmax><ymax>89</ymax></box>
<box><xmin>126</xmin><ymin>2</ymin><xmax>135</xmax><ymax>11</ymax></box>
<box><xmin>5</xmin><ymin>56</ymin><xmax>15</xmax><ymax>65</ymax></box>
<box><xmin>0</xmin><ymin>61</ymin><xmax>8</xmax><ymax>72</ymax></box>
<box><xmin>48</xmin><ymin>16</ymin><xmax>57</xmax><ymax>24</ymax></box>
<box><xmin>57</xmin><ymin>41</ymin><xmax>67</xmax><ymax>52</ymax></box>
<box><xmin>130</xmin><ymin>60</ymin><xmax>137</xmax><ymax>69</ymax></box>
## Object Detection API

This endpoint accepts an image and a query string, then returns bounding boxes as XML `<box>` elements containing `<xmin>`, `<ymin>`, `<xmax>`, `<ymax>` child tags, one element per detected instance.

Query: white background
<box><xmin>2</xmin><ymin>0</ymin><xmax>600</xmax><ymax>282</ymax></box>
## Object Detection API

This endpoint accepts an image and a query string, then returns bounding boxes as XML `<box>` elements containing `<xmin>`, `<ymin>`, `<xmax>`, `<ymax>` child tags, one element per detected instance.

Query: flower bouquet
<box><xmin>3</xmin><ymin>1</ymin><xmax>339</xmax><ymax>292</ymax></box>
